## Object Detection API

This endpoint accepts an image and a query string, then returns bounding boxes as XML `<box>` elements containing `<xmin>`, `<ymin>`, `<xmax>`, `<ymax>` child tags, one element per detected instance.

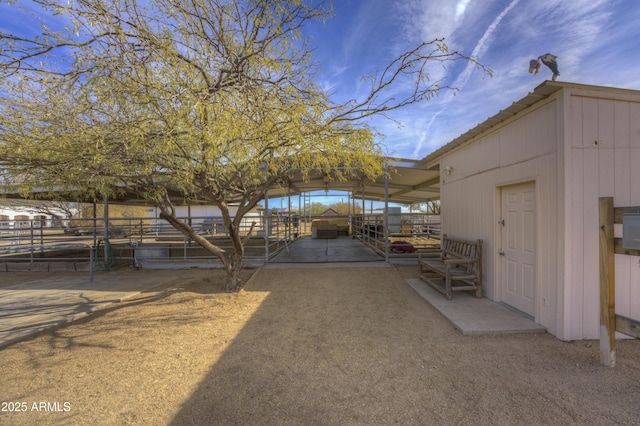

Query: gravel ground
<box><xmin>1</xmin><ymin>265</ymin><xmax>639</xmax><ymax>425</ymax></box>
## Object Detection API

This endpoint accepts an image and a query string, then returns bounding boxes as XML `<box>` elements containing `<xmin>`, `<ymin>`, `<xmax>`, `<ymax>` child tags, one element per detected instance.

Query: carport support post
<box><xmin>298</xmin><ymin>193</ymin><xmax>303</xmax><ymax>234</ymax></box>
<box><xmin>287</xmin><ymin>186</ymin><xmax>292</xmax><ymax>240</ymax></box>
<box><xmin>103</xmin><ymin>196</ymin><xmax>109</xmax><ymax>262</ymax></box>
<box><xmin>599</xmin><ymin>196</ymin><xmax>616</xmax><ymax>367</ymax></box>
<box><xmin>89</xmin><ymin>245</ymin><xmax>94</xmax><ymax>283</ymax></box>
<box><xmin>351</xmin><ymin>194</ymin><xmax>357</xmax><ymax>237</ymax></box>
<box><xmin>264</xmin><ymin>189</ymin><xmax>270</xmax><ymax>262</ymax></box>
<box><xmin>187</xmin><ymin>202</ymin><xmax>192</xmax><ymax>246</ymax></box>
<box><xmin>361</xmin><ymin>187</ymin><xmax>365</xmax><ymax>234</ymax></box>
<box><xmin>93</xmin><ymin>202</ymin><xmax>97</xmax><ymax>247</ymax></box>
<box><xmin>384</xmin><ymin>164</ymin><xmax>389</xmax><ymax>262</ymax></box>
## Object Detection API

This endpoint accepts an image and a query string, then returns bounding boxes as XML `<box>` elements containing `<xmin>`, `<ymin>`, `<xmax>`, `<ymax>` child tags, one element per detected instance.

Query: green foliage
<box><xmin>401</xmin><ymin>200</ymin><xmax>440</xmax><ymax>214</ymax></box>
<box><xmin>307</xmin><ymin>202</ymin><xmax>328</xmax><ymax>216</ymax></box>
<box><xmin>327</xmin><ymin>201</ymin><xmax>359</xmax><ymax>216</ymax></box>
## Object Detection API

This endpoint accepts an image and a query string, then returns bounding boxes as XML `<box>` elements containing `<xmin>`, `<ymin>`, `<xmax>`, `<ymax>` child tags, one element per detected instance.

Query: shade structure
<box><xmin>1</xmin><ymin>157</ymin><xmax>441</xmax><ymax>206</ymax></box>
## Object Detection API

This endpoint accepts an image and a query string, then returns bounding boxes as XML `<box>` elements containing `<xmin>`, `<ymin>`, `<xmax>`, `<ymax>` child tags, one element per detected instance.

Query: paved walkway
<box><xmin>406</xmin><ymin>278</ymin><xmax>545</xmax><ymax>335</ymax></box>
<box><xmin>270</xmin><ymin>236</ymin><xmax>383</xmax><ymax>263</ymax></box>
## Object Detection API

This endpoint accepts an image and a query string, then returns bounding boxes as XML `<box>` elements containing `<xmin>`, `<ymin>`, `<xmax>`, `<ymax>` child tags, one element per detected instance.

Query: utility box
<box><xmin>622</xmin><ymin>213</ymin><xmax>640</xmax><ymax>250</ymax></box>
<box><xmin>388</xmin><ymin>207</ymin><xmax>402</xmax><ymax>233</ymax></box>
<box><xmin>133</xmin><ymin>243</ymin><xmax>170</xmax><ymax>268</ymax></box>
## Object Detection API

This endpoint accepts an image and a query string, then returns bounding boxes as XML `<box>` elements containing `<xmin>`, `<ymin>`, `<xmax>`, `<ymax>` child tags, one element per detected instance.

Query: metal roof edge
<box><xmin>421</xmin><ymin>81</ymin><xmax>640</xmax><ymax>165</ymax></box>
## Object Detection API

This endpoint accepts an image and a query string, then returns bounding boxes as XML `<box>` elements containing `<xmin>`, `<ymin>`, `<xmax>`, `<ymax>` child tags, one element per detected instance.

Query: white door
<box><xmin>500</xmin><ymin>182</ymin><xmax>537</xmax><ymax>317</ymax></box>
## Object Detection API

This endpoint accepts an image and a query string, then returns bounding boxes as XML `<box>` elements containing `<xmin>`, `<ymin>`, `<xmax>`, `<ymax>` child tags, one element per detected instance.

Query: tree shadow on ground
<box><xmin>168</xmin><ymin>266</ymin><xmax>640</xmax><ymax>425</ymax></box>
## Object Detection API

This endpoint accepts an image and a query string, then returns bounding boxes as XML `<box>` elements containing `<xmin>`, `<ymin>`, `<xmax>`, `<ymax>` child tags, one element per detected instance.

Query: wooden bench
<box><xmin>418</xmin><ymin>234</ymin><xmax>483</xmax><ymax>299</ymax></box>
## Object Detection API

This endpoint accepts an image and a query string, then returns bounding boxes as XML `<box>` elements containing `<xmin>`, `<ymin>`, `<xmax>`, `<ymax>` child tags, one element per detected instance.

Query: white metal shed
<box><xmin>423</xmin><ymin>81</ymin><xmax>640</xmax><ymax>341</ymax></box>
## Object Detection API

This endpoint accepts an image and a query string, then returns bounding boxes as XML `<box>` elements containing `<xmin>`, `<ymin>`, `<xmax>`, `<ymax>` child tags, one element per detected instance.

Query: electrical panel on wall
<box><xmin>622</xmin><ymin>213</ymin><xmax>640</xmax><ymax>250</ymax></box>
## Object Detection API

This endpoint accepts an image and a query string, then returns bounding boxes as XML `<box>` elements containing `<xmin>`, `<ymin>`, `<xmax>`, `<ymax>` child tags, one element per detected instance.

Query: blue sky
<box><xmin>304</xmin><ymin>0</ymin><xmax>640</xmax><ymax>160</ymax></box>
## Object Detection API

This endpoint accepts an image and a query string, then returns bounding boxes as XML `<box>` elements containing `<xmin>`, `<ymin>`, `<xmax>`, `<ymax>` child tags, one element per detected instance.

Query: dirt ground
<box><xmin>1</xmin><ymin>265</ymin><xmax>639</xmax><ymax>425</ymax></box>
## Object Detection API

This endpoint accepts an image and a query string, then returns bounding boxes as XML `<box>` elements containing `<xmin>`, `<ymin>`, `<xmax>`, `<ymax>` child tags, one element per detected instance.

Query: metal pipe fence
<box><xmin>0</xmin><ymin>213</ymin><xmax>299</xmax><ymax>269</ymax></box>
<box><xmin>351</xmin><ymin>213</ymin><xmax>441</xmax><ymax>258</ymax></box>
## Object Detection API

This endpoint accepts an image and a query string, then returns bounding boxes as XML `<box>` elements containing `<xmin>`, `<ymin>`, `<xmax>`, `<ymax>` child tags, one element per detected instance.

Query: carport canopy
<box><xmin>1</xmin><ymin>157</ymin><xmax>440</xmax><ymax>206</ymax></box>
<box><xmin>266</xmin><ymin>158</ymin><xmax>441</xmax><ymax>204</ymax></box>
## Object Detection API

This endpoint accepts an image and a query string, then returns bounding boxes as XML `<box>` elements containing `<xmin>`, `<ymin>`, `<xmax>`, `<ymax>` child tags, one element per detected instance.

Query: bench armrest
<box><xmin>443</xmin><ymin>258</ymin><xmax>477</xmax><ymax>265</ymax></box>
<box><xmin>418</xmin><ymin>249</ymin><xmax>441</xmax><ymax>260</ymax></box>
<box><xmin>417</xmin><ymin>247</ymin><xmax>441</xmax><ymax>253</ymax></box>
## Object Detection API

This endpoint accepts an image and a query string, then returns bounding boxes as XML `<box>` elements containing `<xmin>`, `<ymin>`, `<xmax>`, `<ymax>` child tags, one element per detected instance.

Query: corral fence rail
<box><xmin>351</xmin><ymin>213</ymin><xmax>441</xmax><ymax>258</ymax></box>
<box><xmin>0</xmin><ymin>213</ymin><xmax>299</xmax><ymax>268</ymax></box>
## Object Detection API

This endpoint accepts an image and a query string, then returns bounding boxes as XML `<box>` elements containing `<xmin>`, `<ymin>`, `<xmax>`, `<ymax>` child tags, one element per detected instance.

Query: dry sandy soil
<box><xmin>1</xmin><ymin>264</ymin><xmax>639</xmax><ymax>425</ymax></box>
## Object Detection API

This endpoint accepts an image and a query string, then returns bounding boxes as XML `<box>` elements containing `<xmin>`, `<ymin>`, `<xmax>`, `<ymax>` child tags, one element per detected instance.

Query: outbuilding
<box><xmin>424</xmin><ymin>81</ymin><xmax>640</xmax><ymax>341</ymax></box>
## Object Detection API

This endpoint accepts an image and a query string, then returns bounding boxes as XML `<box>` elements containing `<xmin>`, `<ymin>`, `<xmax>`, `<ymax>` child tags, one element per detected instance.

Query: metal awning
<box><xmin>1</xmin><ymin>157</ymin><xmax>440</xmax><ymax>206</ymax></box>
<box><xmin>267</xmin><ymin>157</ymin><xmax>440</xmax><ymax>204</ymax></box>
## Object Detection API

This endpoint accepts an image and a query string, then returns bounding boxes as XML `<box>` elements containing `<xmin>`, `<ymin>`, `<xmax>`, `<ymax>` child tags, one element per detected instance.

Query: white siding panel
<box><xmin>500</xmin><ymin>125</ymin><xmax>520</xmax><ymax>167</ymax></box>
<box><xmin>598</xmin><ymin>99</ymin><xmax>615</xmax><ymax>148</ymax></box>
<box><xmin>630</xmin><ymin>149</ymin><xmax>640</xmax><ymax>206</ymax></box>
<box><xmin>631</xmin><ymin>103</ymin><xmax>640</xmax><ymax>148</ymax></box>
<box><xmin>598</xmin><ymin>148</ymin><xmax>615</xmax><ymax>194</ymax></box>
<box><xmin>630</xmin><ymin>259</ymin><xmax>640</xmax><ymax>322</ymax></box>
<box><xmin>581</xmin><ymin>98</ymin><xmax>599</xmax><ymax>148</ymax></box>
<box><xmin>614</xmin><ymin>148</ymin><xmax>631</xmax><ymax>205</ymax></box>
<box><xmin>570</xmin><ymin>96</ymin><xmax>583</xmax><ymax>148</ymax></box>
<box><xmin>545</xmin><ymin>102</ymin><xmax>558</xmax><ymax>153</ymax></box>
<box><xmin>495</xmin><ymin>103</ymin><xmax>557</xmax><ymax>166</ymax></box>
<box><xmin>582</xmin><ymin>149</ymin><xmax>600</xmax><ymax>338</ymax></box>
<box><xmin>614</xmin><ymin>101</ymin><xmax>630</xmax><ymax>148</ymax></box>
<box><xmin>567</xmin><ymin>149</ymin><xmax>585</xmax><ymax>338</ymax></box>
<box><xmin>524</xmin><ymin>110</ymin><xmax>537</xmax><ymax>160</ymax></box>
<box><xmin>540</xmin><ymin>153</ymin><xmax>559</xmax><ymax>335</ymax></box>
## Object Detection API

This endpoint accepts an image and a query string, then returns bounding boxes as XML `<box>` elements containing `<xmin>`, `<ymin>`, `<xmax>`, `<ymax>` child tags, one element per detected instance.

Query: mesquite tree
<box><xmin>0</xmin><ymin>0</ymin><xmax>488</xmax><ymax>291</ymax></box>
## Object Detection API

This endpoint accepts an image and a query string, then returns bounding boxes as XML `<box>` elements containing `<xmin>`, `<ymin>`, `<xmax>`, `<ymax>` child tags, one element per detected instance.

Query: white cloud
<box><xmin>456</xmin><ymin>0</ymin><xmax>472</xmax><ymax>20</ymax></box>
<box><xmin>313</xmin><ymin>0</ymin><xmax>629</xmax><ymax>159</ymax></box>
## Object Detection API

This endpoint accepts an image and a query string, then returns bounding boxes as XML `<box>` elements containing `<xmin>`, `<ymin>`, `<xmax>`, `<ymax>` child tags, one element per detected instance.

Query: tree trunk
<box><xmin>158</xmin><ymin>204</ymin><xmax>246</xmax><ymax>292</ymax></box>
<box><xmin>223</xmin><ymin>256</ymin><xmax>243</xmax><ymax>292</ymax></box>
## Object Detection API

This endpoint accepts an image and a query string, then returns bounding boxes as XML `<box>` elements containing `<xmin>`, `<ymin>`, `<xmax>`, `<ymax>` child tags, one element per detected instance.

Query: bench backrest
<box><xmin>440</xmin><ymin>234</ymin><xmax>483</xmax><ymax>274</ymax></box>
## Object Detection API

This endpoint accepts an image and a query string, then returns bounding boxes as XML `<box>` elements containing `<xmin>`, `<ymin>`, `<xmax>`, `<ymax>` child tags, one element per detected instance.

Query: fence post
<box><xmin>599</xmin><ymin>197</ymin><xmax>616</xmax><ymax>367</ymax></box>
<box><xmin>30</xmin><ymin>219</ymin><xmax>35</xmax><ymax>263</ymax></box>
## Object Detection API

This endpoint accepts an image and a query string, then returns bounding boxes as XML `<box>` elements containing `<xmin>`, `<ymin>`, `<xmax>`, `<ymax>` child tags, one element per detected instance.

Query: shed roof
<box><xmin>421</xmin><ymin>81</ymin><xmax>562</xmax><ymax>166</ymax></box>
<box><xmin>421</xmin><ymin>80</ymin><xmax>640</xmax><ymax>167</ymax></box>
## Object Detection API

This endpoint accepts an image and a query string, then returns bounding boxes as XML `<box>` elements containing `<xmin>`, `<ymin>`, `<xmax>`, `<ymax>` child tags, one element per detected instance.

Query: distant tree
<box><xmin>0</xmin><ymin>199</ymin><xmax>77</xmax><ymax>227</ymax></box>
<box><xmin>425</xmin><ymin>201</ymin><xmax>441</xmax><ymax>215</ymax></box>
<box><xmin>402</xmin><ymin>201</ymin><xmax>440</xmax><ymax>215</ymax></box>
<box><xmin>77</xmin><ymin>204</ymin><xmax>150</xmax><ymax>220</ymax></box>
<box><xmin>328</xmin><ymin>201</ymin><xmax>360</xmax><ymax>215</ymax></box>
<box><xmin>401</xmin><ymin>202</ymin><xmax>423</xmax><ymax>213</ymax></box>
<box><xmin>0</xmin><ymin>0</ymin><xmax>487</xmax><ymax>290</ymax></box>
<box><xmin>300</xmin><ymin>202</ymin><xmax>327</xmax><ymax>216</ymax></box>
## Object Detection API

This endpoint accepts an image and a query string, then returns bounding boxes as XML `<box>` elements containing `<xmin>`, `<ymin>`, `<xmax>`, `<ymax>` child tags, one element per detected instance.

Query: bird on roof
<box><xmin>528</xmin><ymin>53</ymin><xmax>560</xmax><ymax>81</ymax></box>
